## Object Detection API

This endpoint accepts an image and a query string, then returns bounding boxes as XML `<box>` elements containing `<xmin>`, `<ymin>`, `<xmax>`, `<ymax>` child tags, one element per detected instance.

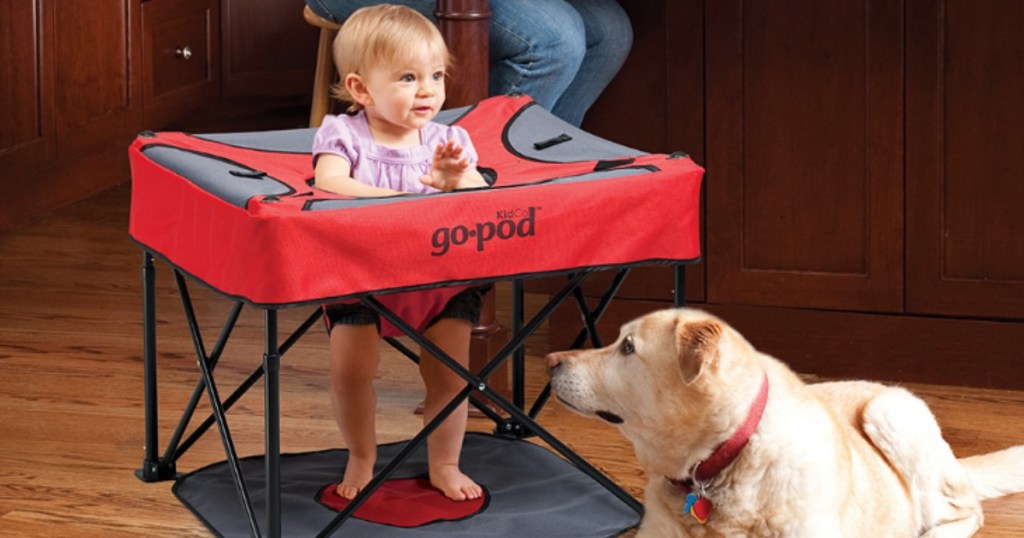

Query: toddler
<box><xmin>311</xmin><ymin>4</ymin><xmax>488</xmax><ymax>502</ymax></box>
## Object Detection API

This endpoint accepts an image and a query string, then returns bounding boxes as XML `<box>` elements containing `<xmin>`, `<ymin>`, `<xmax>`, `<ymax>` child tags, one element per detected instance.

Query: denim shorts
<box><xmin>323</xmin><ymin>286</ymin><xmax>489</xmax><ymax>334</ymax></box>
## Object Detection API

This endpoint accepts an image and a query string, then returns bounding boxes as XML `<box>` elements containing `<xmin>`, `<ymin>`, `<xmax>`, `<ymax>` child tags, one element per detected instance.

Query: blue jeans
<box><xmin>306</xmin><ymin>0</ymin><xmax>632</xmax><ymax>127</ymax></box>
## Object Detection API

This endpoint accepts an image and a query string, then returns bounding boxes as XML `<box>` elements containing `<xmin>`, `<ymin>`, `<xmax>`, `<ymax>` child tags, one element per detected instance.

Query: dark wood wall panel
<box><xmin>0</xmin><ymin>0</ymin><xmax>53</xmax><ymax>221</ymax></box>
<box><xmin>142</xmin><ymin>0</ymin><xmax>219</xmax><ymax>128</ymax></box>
<box><xmin>741</xmin><ymin>1</ymin><xmax>867</xmax><ymax>274</ymax></box>
<box><xmin>942</xmin><ymin>1</ymin><xmax>1024</xmax><ymax>282</ymax></box>
<box><xmin>0</xmin><ymin>0</ymin><xmax>45</xmax><ymax>155</ymax></box>
<box><xmin>705</xmin><ymin>0</ymin><xmax>903</xmax><ymax>311</ymax></box>
<box><xmin>906</xmin><ymin>0</ymin><xmax>1024</xmax><ymax>319</ymax></box>
<box><xmin>53</xmin><ymin>0</ymin><xmax>141</xmax><ymax>158</ymax></box>
<box><xmin>435</xmin><ymin>0</ymin><xmax>490</xmax><ymax>108</ymax></box>
<box><xmin>221</xmin><ymin>0</ymin><xmax>318</xmax><ymax>97</ymax></box>
<box><xmin>1</xmin><ymin>0</ymin><xmax>139</xmax><ymax>232</ymax></box>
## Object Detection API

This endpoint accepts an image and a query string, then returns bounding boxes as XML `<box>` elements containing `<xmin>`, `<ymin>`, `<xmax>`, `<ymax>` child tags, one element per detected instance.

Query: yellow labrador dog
<box><xmin>547</xmin><ymin>308</ymin><xmax>1024</xmax><ymax>537</ymax></box>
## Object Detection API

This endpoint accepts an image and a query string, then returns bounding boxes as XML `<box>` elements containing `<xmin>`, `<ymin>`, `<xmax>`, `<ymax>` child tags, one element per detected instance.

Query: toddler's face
<box><xmin>360</xmin><ymin>49</ymin><xmax>446</xmax><ymax>134</ymax></box>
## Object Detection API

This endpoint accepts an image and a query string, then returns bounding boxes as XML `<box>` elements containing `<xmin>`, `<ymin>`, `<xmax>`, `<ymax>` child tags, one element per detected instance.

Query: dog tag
<box><xmin>689</xmin><ymin>497</ymin><xmax>713</xmax><ymax>524</ymax></box>
<box><xmin>683</xmin><ymin>492</ymin><xmax>698</xmax><ymax>513</ymax></box>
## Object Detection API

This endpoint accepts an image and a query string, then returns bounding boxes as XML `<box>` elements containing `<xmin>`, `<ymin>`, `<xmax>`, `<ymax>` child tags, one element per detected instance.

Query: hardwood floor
<box><xmin>1</xmin><ymin>184</ymin><xmax>1022</xmax><ymax>536</ymax></box>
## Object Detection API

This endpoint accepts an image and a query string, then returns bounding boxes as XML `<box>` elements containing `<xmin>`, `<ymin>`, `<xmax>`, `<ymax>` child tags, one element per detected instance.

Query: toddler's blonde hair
<box><xmin>331</xmin><ymin>4</ymin><xmax>452</xmax><ymax>110</ymax></box>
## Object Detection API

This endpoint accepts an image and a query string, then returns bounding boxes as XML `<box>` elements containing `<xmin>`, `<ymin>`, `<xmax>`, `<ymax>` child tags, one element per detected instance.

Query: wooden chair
<box><xmin>303</xmin><ymin>6</ymin><xmax>342</xmax><ymax>128</ymax></box>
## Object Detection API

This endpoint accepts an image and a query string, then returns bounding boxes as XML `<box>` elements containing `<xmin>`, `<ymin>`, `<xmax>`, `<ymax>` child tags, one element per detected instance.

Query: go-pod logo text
<box><xmin>430</xmin><ymin>207</ymin><xmax>539</xmax><ymax>256</ymax></box>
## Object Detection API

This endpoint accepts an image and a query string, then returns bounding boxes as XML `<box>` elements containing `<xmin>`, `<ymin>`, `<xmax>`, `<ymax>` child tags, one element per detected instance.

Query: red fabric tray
<box><xmin>128</xmin><ymin>95</ymin><xmax>703</xmax><ymax>307</ymax></box>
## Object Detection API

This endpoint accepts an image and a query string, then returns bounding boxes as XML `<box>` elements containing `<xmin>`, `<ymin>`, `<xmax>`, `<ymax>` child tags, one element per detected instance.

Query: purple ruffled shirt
<box><xmin>312</xmin><ymin>111</ymin><xmax>478</xmax><ymax>195</ymax></box>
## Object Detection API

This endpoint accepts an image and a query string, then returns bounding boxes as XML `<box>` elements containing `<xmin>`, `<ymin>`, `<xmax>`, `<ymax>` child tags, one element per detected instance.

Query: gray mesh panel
<box><xmin>195</xmin><ymin>128</ymin><xmax>317</xmax><ymax>153</ymax></box>
<box><xmin>506</xmin><ymin>104</ymin><xmax>645</xmax><ymax>162</ymax></box>
<box><xmin>142</xmin><ymin>146</ymin><xmax>293</xmax><ymax>208</ymax></box>
<box><xmin>434</xmin><ymin>105</ymin><xmax>471</xmax><ymax>125</ymax></box>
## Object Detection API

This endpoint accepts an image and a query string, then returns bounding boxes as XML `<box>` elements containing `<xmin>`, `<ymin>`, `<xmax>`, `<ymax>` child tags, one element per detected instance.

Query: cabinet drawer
<box><xmin>142</xmin><ymin>0</ymin><xmax>219</xmax><ymax>127</ymax></box>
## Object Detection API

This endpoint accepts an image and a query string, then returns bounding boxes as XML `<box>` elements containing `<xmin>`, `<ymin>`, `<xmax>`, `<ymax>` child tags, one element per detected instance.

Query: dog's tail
<box><xmin>959</xmin><ymin>445</ymin><xmax>1024</xmax><ymax>500</ymax></box>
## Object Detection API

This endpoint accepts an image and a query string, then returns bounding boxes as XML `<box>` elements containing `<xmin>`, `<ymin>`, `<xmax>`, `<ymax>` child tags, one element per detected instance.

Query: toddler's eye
<box><xmin>432</xmin><ymin>71</ymin><xmax>445</xmax><ymax>81</ymax></box>
<box><xmin>400</xmin><ymin>74</ymin><xmax>415</xmax><ymax>82</ymax></box>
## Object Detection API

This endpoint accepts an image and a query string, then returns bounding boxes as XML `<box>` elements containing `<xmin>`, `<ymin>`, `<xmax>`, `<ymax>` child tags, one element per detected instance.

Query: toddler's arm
<box><xmin>314</xmin><ymin>154</ymin><xmax>406</xmax><ymax>197</ymax></box>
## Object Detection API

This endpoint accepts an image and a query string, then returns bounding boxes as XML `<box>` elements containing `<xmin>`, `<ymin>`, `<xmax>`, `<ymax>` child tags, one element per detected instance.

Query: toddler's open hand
<box><xmin>420</xmin><ymin>140</ymin><xmax>481</xmax><ymax>192</ymax></box>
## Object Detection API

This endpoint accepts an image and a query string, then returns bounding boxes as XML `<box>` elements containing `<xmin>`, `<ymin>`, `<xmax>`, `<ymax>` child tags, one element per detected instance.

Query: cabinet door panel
<box><xmin>906</xmin><ymin>0</ymin><xmax>1024</xmax><ymax>318</ymax></box>
<box><xmin>142</xmin><ymin>0</ymin><xmax>219</xmax><ymax>128</ymax></box>
<box><xmin>0</xmin><ymin>0</ymin><xmax>51</xmax><ymax>168</ymax></box>
<box><xmin>52</xmin><ymin>0</ymin><xmax>141</xmax><ymax>158</ymax></box>
<box><xmin>705</xmin><ymin>0</ymin><xmax>903</xmax><ymax>311</ymax></box>
<box><xmin>221</xmin><ymin>0</ymin><xmax>318</xmax><ymax>97</ymax></box>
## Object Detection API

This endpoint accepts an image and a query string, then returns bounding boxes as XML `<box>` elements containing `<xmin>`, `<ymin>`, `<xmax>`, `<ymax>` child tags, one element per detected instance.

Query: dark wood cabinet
<box><xmin>905</xmin><ymin>0</ymin><xmax>1024</xmax><ymax>320</ymax></box>
<box><xmin>557</xmin><ymin>0</ymin><xmax>1024</xmax><ymax>390</ymax></box>
<box><xmin>52</xmin><ymin>0</ymin><xmax>143</xmax><ymax>160</ymax></box>
<box><xmin>0</xmin><ymin>0</ymin><xmax>219</xmax><ymax>232</ymax></box>
<box><xmin>1</xmin><ymin>0</ymin><xmax>53</xmax><ymax>188</ymax></box>
<box><xmin>704</xmin><ymin>0</ymin><xmax>904</xmax><ymax>312</ymax></box>
<box><xmin>1</xmin><ymin>0</ymin><xmax>143</xmax><ymax>231</ymax></box>
<box><xmin>219</xmin><ymin>0</ymin><xmax>318</xmax><ymax>97</ymax></box>
<box><xmin>142</xmin><ymin>0</ymin><xmax>219</xmax><ymax>128</ymax></box>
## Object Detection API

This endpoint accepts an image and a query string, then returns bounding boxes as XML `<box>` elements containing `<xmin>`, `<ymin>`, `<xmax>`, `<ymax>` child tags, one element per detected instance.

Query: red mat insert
<box><xmin>318</xmin><ymin>478</ymin><xmax>488</xmax><ymax>528</ymax></box>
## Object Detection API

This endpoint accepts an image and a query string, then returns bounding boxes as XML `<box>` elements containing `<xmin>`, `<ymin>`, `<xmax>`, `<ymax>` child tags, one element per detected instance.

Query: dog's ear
<box><xmin>675</xmin><ymin>319</ymin><xmax>722</xmax><ymax>384</ymax></box>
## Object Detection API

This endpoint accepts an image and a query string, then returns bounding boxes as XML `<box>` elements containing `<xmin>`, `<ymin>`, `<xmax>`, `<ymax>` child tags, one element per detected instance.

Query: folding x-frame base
<box><xmin>135</xmin><ymin>251</ymin><xmax>689</xmax><ymax>537</ymax></box>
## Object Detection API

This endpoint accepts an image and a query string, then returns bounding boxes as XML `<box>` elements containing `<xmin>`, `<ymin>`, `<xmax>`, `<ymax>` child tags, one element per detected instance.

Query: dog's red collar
<box><xmin>669</xmin><ymin>372</ymin><xmax>770</xmax><ymax>492</ymax></box>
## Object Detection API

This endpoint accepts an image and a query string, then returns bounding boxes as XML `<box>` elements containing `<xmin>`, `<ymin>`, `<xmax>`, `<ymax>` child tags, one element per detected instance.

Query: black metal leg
<box><xmin>176</xmin><ymin>271</ymin><xmax>260</xmax><ymax>537</ymax></box>
<box><xmin>529</xmin><ymin>268</ymin><xmax>630</xmax><ymax>420</ymax></box>
<box><xmin>572</xmin><ymin>284</ymin><xmax>604</xmax><ymax>349</ymax></box>
<box><xmin>675</xmin><ymin>264</ymin><xmax>687</xmax><ymax>307</ymax></box>
<box><xmin>264</xmin><ymin>309</ymin><xmax>282</xmax><ymax>538</ymax></box>
<box><xmin>162</xmin><ymin>302</ymin><xmax>244</xmax><ymax>467</ymax></box>
<box><xmin>478</xmin><ymin>273</ymin><xmax>588</xmax><ymax>383</ymax></box>
<box><xmin>512</xmin><ymin>280</ymin><xmax>525</xmax><ymax>409</ymax></box>
<box><xmin>573</xmin><ymin>269</ymin><xmax>629</xmax><ymax>351</ymax></box>
<box><xmin>144</xmin><ymin>282</ymin><xmax>319</xmax><ymax>536</ymax></box>
<box><xmin>137</xmin><ymin>252</ymin><xmax>176</xmax><ymax>481</ymax></box>
<box><xmin>174</xmin><ymin>308</ymin><xmax>321</xmax><ymax>462</ymax></box>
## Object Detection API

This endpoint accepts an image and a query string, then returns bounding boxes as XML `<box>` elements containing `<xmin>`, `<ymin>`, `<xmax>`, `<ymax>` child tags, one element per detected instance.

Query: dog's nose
<box><xmin>546</xmin><ymin>352</ymin><xmax>564</xmax><ymax>371</ymax></box>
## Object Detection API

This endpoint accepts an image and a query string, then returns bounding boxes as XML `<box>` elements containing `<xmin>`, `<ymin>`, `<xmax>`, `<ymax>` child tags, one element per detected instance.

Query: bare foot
<box><xmin>336</xmin><ymin>454</ymin><xmax>375</xmax><ymax>500</ymax></box>
<box><xmin>430</xmin><ymin>463</ymin><xmax>482</xmax><ymax>501</ymax></box>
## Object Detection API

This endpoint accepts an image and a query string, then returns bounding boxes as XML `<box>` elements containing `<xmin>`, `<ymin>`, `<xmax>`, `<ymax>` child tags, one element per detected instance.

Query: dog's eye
<box><xmin>620</xmin><ymin>335</ymin><xmax>635</xmax><ymax>355</ymax></box>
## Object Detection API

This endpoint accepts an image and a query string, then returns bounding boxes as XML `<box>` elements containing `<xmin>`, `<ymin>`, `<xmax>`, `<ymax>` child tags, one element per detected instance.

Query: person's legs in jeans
<box><xmin>487</xmin><ymin>1</ymin><xmax>585</xmax><ymax>116</ymax></box>
<box><xmin>552</xmin><ymin>0</ymin><xmax>633</xmax><ymax>127</ymax></box>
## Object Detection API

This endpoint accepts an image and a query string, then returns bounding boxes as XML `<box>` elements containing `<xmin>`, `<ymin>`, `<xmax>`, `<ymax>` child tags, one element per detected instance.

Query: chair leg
<box><xmin>310</xmin><ymin>27</ymin><xmax>337</xmax><ymax>128</ymax></box>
